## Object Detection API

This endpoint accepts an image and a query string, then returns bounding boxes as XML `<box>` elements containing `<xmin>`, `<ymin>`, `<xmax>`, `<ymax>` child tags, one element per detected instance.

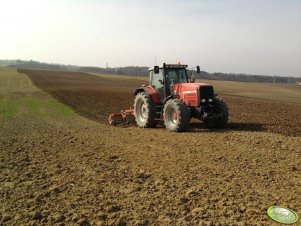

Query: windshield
<box><xmin>166</xmin><ymin>69</ymin><xmax>188</xmax><ymax>85</ymax></box>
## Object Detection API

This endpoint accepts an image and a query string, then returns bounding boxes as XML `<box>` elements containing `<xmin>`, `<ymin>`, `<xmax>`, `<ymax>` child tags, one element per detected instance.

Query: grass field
<box><xmin>0</xmin><ymin>67</ymin><xmax>76</xmax><ymax>121</ymax></box>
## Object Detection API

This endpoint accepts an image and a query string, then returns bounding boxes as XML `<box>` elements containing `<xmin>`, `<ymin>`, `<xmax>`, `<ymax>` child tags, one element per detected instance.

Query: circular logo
<box><xmin>267</xmin><ymin>206</ymin><xmax>299</xmax><ymax>224</ymax></box>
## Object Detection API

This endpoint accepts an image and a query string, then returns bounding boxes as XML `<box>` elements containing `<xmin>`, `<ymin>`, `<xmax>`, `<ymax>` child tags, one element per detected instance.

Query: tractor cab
<box><xmin>148</xmin><ymin>64</ymin><xmax>190</xmax><ymax>102</ymax></box>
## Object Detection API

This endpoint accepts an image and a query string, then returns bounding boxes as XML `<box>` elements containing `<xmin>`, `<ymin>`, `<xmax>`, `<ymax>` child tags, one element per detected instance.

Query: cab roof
<box><xmin>148</xmin><ymin>64</ymin><xmax>188</xmax><ymax>71</ymax></box>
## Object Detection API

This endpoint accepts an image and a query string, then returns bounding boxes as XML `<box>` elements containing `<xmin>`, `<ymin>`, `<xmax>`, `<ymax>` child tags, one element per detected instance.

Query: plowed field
<box><xmin>1</xmin><ymin>68</ymin><xmax>300</xmax><ymax>226</ymax></box>
<box><xmin>20</xmin><ymin>69</ymin><xmax>301</xmax><ymax>136</ymax></box>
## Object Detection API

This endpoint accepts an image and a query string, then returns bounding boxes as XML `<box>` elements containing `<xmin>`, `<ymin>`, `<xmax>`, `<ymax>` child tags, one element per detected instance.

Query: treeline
<box><xmin>4</xmin><ymin>59</ymin><xmax>79</xmax><ymax>71</ymax></box>
<box><xmin>77</xmin><ymin>66</ymin><xmax>149</xmax><ymax>77</ymax></box>
<box><xmin>1</xmin><ymin>59</ymin><xmax>300</xmax><ymax>84</ymax></box>
<box><xmin>196</xmin><ymin>71</ymin><xmax>299</xmax><ymax>84</ymax></box>
<box><xmin>3</xmin><ymin>60</ymin><xmax>149</xmax><ymax>77</ymax></box>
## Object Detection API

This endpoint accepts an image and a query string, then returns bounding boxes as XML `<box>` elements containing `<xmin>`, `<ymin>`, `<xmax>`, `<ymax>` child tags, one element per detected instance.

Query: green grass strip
<box><xmin>23</xmin><ymin>98</ymin><xmax>76</xmax><ymax>117</ymax></box>
<box><xmin>46</xmin><ymin>99</ymin><xmax>76</xmax><ymax>116</ymax></box>
<box><xmin>0</xmin><ymin>98</ymin><xmax>19</xmax><ymax>118</ymax></box>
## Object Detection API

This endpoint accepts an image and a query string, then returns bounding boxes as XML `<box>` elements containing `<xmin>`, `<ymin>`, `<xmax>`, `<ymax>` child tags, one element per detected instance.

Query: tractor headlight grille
<box><xmin>199</xmin><ymin>85</ymin><xmax>214</xmax><ymax>103</ymax></box>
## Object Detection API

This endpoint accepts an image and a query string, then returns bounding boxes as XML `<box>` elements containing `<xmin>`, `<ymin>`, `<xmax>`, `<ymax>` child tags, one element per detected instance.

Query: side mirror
<box><xmin>196</xmin><ymin>66</ymin><xmax>200</xmax><ymax>73</ymax></box>
<box><xmin>154</xmin><ymin>66</ymin><xmax>159</xmax><ymax>74</ymax></box>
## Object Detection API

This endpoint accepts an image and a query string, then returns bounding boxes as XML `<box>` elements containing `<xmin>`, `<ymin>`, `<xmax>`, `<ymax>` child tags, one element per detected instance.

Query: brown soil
<box><xmin>1</xmin><ymin>69</ymin><xmax>300</xmax><ymax>226</ymax></box>
<box><xmin>21</xmin><ymin>69</ymin><xmax>301</xmax><ymax>137</ymax></box>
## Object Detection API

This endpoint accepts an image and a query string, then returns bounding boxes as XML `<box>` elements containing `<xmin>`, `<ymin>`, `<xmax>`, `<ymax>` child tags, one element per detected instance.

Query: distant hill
<box><xmin>2</xmin><ymin>59</ymin><xmax>79</xmax><ymax>71</ymax></box>
<box><xmin>1</xmin><ymin>59</ymin><xmax>149</xmax><ymax>78</ymax></box>
<box><xmin>1</xmin><ymin>59</ymin><xmax>300</xmax><ymax>84</ymax></box>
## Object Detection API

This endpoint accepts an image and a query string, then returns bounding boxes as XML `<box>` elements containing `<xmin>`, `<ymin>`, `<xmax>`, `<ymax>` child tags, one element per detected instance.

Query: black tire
<box><xmin>163</xmin><ymin>99</ymin><xmax>190</xmax><ymax>132</ymax></box>
<box><xmin>134</xmin><ymin>92</ymin><xmax>157</xmax><ymax>128</ymax></box>
<box><xmin>203</xmin><ymin>97</ymin><xmax>229</xmax><ymax>128</ymax></box>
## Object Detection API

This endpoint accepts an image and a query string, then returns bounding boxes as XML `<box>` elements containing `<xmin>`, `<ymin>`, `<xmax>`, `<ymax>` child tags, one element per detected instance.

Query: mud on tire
<box><xmin>163</xmin><ymin>99</ymin><xmax>190</xmax><ymax>132</ymax></box>
<box><xmin>203</xmin><ymin>97</ymin><xmax>229</xmax><ymax>128</ymax></box>
<box><xmin>134</xmin><ymin>92</ymin><xmax>157</xmax><ymax>128</ymax></box>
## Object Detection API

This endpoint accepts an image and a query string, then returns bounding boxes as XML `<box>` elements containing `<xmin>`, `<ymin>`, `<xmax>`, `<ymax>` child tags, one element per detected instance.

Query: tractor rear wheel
<box><xmin>134</xmin><ymin>92</ymin><xmax>157</xmax><ymax>128</ymax></box>
<box><xmin>163</xmin><ymin>99</ymin><xmax>190</xmax><ymax>132</ymax></box>
<box><xmin>203</xmin><ymin>97</ymin><xmax>229</xmax><ymax>128</ymax></box>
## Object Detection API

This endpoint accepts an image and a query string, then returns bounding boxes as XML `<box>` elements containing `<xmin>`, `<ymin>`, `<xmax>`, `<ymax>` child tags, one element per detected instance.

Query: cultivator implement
<box><xmin>109</xmin><ymin>109</ymin><xmax>135</xmax><ymax>125</ymax></box>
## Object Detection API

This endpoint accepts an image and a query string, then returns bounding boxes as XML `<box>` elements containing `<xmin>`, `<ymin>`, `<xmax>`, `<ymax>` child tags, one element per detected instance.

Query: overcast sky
<box><xmin>0</xmin><ymin>0</ymin><xmax>300</xmax><ymax>76</ymax></box>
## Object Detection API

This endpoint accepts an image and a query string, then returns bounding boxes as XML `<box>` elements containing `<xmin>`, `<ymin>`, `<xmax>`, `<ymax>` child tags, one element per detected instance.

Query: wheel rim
<box><xmin>137</xmin><ymin>99</ymin><xmax>147</xmax><ymax>122</ymax></box>
<box><xmin>166</xmin><ymin>107</ymin><xmax>177</xmax><ymax>125</ymax></box>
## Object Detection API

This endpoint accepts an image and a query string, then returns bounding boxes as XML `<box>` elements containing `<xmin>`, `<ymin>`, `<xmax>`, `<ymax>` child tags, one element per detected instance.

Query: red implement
<box><xmin>109</xmin><ymin>109</ymin><xmax>135</xmax><ymax>125</ymax></box>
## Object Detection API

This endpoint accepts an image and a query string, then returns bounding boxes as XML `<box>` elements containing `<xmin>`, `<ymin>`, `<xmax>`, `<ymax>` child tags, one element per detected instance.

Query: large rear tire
<box><xmin>134</xmin><ymin>92</ymin><xmax>157</xmax><ymax>128</ymax></box>
<box><xmin>163</xmin><ymin>99</ymin><xmax>190</xmax><ymax>132</ymax></box>
<box><xmin>203</xmin><ymin>97</ymin><xmax>229</xmax><ymax>128</ymax></box>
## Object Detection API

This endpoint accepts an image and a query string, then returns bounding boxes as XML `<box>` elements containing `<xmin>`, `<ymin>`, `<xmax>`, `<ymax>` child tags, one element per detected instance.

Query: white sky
<box><xmin>0</xmin><ymin>0</ymin><xmax>300</xmax><ymax>76</ymax></box>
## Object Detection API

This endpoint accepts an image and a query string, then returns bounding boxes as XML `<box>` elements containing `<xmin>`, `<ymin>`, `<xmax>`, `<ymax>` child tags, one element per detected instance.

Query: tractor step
<box><xmin>155</xmin><ymin>105</ymin><xmax>163</xmax><ymax>119</ymax></box>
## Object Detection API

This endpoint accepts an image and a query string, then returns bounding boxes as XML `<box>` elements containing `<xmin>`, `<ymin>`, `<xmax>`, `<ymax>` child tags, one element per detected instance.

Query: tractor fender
<box><xmin>134</xmin><ymin>88</ymin><xmax>145</xmax><ymax>96</ymax></box>
<box><xmin>134</xmin><ymin>86</ymin><xmax>161</xmax><ymax>105</ymax></box>
<box><xmin>163</xmin><ymin>95</ymin><xmax>181</xmax><ymax>105</ymax></box>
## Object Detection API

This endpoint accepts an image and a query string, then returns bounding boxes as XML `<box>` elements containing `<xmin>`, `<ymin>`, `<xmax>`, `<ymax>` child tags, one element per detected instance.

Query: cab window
<box><xmin>166</xmin><ymin>69</ymin><xmax>188</xmax><ymax>86</ymax></box>
<box><xmin>150</xmin><ymin>70</ymin><xmax>164</xmax><ymax>89</ymax></box>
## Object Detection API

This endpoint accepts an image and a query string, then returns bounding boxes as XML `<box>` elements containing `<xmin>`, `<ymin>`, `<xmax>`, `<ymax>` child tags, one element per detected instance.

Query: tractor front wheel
<box><xmin>203</xmin><ymin>97</ymin><xmax>229</xmax><ymax>128</ymax></box>
<box><xmin>163</xmin><ymin>99</ymin><xmax>190</xmax><ymax>132</ymax></box>
<box><xmin>134</xmin><ymin>92</ymin><xmax>157</xmax><ymax>128</ymax></box>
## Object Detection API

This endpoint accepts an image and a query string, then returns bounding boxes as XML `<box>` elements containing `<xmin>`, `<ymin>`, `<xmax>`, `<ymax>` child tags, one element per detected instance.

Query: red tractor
<box><xmin>133</xmin><ymin>63</ymin><xmax>229</xmax><ymax>132</ymax></box>
<box><xmin>109</xmin><ymin>63</ymin><xmax>229</xmax><ymax>132</ymax></box>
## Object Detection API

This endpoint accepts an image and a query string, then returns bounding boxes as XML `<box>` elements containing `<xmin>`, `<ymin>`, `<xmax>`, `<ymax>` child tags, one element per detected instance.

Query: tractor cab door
<box><xmin>166</xmin><ymin>69</ymin><xmax>189</xmax><ymax>94</ymax></box>
<box><xmin>150</xmin><ymin>70</ymin><xmax>164</xmax><ymax>102</ymax></box>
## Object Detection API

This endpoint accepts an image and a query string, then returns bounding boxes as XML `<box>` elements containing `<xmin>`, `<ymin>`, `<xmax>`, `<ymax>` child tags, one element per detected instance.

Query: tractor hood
<box><xmin>173</xmin><ymin>83</ymin><xmax>214</xmax><ymax>107</ymax></box>
<box><xmin>173</xmin><ymin>82</ymin><xmax>213</xmax><ymax>96</ymax></box>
